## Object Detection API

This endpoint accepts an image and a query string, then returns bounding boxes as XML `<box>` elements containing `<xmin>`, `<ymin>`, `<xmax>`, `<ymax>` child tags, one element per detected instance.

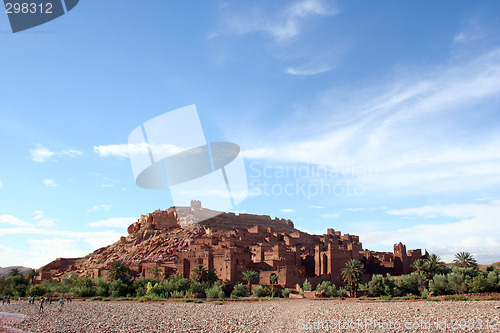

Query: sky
<box><xmin>1</xmin><ymin>0</ymin><xmax>500</xmax><ymax>267</ymax></box>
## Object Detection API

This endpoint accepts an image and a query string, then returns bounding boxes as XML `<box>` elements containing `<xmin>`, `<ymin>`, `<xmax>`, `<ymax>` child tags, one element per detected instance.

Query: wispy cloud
<box><xmin>29</xmin><ymin>144</ymin><xmax>82</xmax><ymax>163</ymax></box>
<box><xmin>279</xmin><ymin>208</ymin><xmax>295</xmax><ymax>214</ymax></box>
<box><xmin>321</xmin><ymin>213</ymin><xmax>340</xmax><ymax>218</ymax></box>
<box><xmin>33</xmin><ymin>210</ymin><xmax>56</xmax><ymax>228</ymax></box>
<box><xmin>284</xmin><ymin>65</ymin><xmax>333</xmax><ymax>76</ymax></box>
<box><xmin>93</xmin><ymin>143</ymin><xmax>184</xmax><ymax>158</ymax></box>
<box><xmin>219</xmin><ymin>0</ymin><xmax>337</xmax><ymax>42</ymax></box>
<box><xmin>309</xmin><ymin>205</ymin><xmax>324</xmax><ymax>209</ymax></box>
<box><xmin>88</xmin><ymin>217</ymin><xmax>136</xmax><ymax>229</ymax></box>
<box><xmin>356</xmin><ymin>200</ymin><xmax>500</xmax><ymax>264</ymax></box>
<box><xmin>0</xmin><ymin>224</ymin><xmax>123</xmax><ymax>251</ymax></box>
<box><xmin>42</xmin><ymin>179</ymin><xmax>59</xmax><ymax>187</ymax></box>
<box><xmin>239</xmin><ymin>48</ymin><xmax>500</xmax><ymax>193</ymax></box>
<box><xmin>0</xmin><ymin>215</ymin><xmax>33</xmax><ymax>227</ymax></box>
<box><xmin>86</xmin><ymin>205</ymin><xmax>112</xmax><ymax>213</ymax></box>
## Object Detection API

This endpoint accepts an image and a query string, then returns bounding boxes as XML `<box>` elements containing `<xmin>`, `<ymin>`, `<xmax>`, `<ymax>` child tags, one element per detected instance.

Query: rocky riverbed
<box><xmin>1</xmin><ymin>299</ymin><xmax>499</xmax><ymax>332</ymax></box>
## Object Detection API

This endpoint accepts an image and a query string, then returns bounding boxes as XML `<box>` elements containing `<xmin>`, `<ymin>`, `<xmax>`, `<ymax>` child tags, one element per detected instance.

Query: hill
<box><xmin>0</xmin><ymin>266</ymin><xmax>31</xmax><ymax>277</ymax></box>
<box><xmin>36</xmin><ymin>201</ymin><xmax>428</xmax><ymax>288</ymax></box>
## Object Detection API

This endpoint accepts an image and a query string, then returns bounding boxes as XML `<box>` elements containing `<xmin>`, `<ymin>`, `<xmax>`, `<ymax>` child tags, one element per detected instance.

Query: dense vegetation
<box><xmin>1</xmin><ymin>253</ymin><xmax>498</xmax><ymax>301</ymax></box>
<box><xmin>0</xmin><ymin>263</ymin><xmax>289</xmax><ymax>300</ymax></box>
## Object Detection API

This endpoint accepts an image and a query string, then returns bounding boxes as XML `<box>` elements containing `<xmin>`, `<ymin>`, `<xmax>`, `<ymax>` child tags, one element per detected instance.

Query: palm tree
<box><xmin>27</xmin><ymin>269</ymin><xmax>38</xmax><ymax>284</ymax></box>
<box><xmin>241</xmin><ymin>271</ymin><xmax>259</xmax><ymax>295</ymax></box>
<box><xmin>109</xmin><ymin>261</ymin><xmax>130</xmax><ymax>282</ymax></box>
<box><xmin>190</xmin><ymin>264</ymin><xmax>208</xmax><ymax>284</ymax></box>
<box><xmin>425</xmin><ymin>254</ymin><xmax>444</xmax><ymax>277</ymax></box>
<box><xmin>341</xmin><ymin>259</ymin><xmax>364</xmax><ymax>298</ymax></box>
<box><xmin>412</xmin><ymin>259</ymin><xmax>428</xmax><ymax>275</ymax></box>
<box><xmin>453</xmin><ymin>252</ymin><xmax>478</xmax><ymax>269</ymax></box>
<box><xmin>8</xmin><ymin>268</ymin><xmax>21</xmax><ymax>277</ymax></box>
<box><xmin>269</xmin><ymin>273</ymin><xmax>278</xmax><ymax>296</ymax></box>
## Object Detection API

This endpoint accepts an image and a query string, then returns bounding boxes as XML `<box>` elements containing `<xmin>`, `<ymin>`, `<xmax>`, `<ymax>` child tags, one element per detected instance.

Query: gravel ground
<box><xmin>0</xmin><ymin>299</ymin><xmax>499</xmax><ymax>332</ymax></box>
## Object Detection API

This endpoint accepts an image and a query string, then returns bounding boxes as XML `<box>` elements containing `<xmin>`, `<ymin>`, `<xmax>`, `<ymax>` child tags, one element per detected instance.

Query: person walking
<box><xmin>39</xmin><ymin>298</ymin><xmax>44</xmax><ymax>313</ymax></box>
<box><xmin>58</xmin><ymin>298</ymin><xmax>65</xmax><ymax>312</ymax></box>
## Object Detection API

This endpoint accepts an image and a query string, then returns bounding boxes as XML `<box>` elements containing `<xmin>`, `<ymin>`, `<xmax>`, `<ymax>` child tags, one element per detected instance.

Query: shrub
<box><xmin>28</xmin><ymin>285</ymin><xmax>47</xmax><ymax>297</ymax></box>
<box><xmin>71</xmin><ymin>278</ymin><xmax>96</xmax><ymax>297</ymax></box>
<box><xmin>337</xmin><ymin>287</ymin><xmax>348</xmax><ymax>298</ymax></box>
<box><xmin>282</xmin><ymin>288</ymin><xmax>291</xmax><ymax>298</ymax></box>
<box><xmin>315</xmin><ymin>281</ymin><xmax>337</xmax><ymax>298</ymax></box>
<box><xmin>230</xmin><ymin>283</ymin><xmax>248</xmax><ymax>298</ymax></box>
<box><xmin>302</xmin><ymin>279</ymin><xmax>311</xmax><ymax>292</ymax></box>
<box><xmin>394</xmin><ymin>273</ymin><xmax>427</xmax><ymax>297</ymax></box>
<box><xmin>368</xmin><ymin>274</ymin><xmax>385</xmax><ymax>296</ymax></box>
<box><xmin>170</xmin><ymin>290</ymin><xmax>185</xmax><ymax>298</ymax></box>
<box><xmin>429</xmin><ymin>274</ymin><xmax>451</xmax><ymax>296</ymax></box>
<box><xmin>252</xmin><ymin>285</ymin><xmax>269</xmax><ymax>298</ymax></box>
<box><xmin>468</xmin><ymin>275</ymin><xmax>488</xmax><ymax>293</ymax></box>
<box><xmin>108</xmin><ymin>279</ymin><xmax>129</xmax><ymax>298</ymax></box>
<box><xmin>205</xmin><ymin>285</ymin><xmax>225</xmax><ymax>299</ymax></box>
<box><xmin>486</xmin><ymin>271</ymin><xmax>499</xmax><ymax>292</ymax></box>
<box><xmin>188</xmin><ymin>281</ymin><xmax>204</xmax><ymax>297</ymax></box>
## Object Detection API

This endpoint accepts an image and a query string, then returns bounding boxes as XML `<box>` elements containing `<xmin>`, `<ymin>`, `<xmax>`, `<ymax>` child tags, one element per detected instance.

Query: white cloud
<box><xmin>36</xmin><ymin>219</ymin><xmax>57</xmax><ymax>228</ymax></box>
<box><xmin>269</xmin><ymin>0</ymin><xmax>337</xmax><ymax>40</ymax></box>
<box><xmin>42</xmin><ymin>179</ymin><xmax>59</xmax><ymax>187</ymax></box>
<box><xmin>26</xmin><ymin>239</ymin><xmax>89</xmax><ymax>268</ymax></box>
<box><xmin>454</xmin><ymin>32</ymin><xmax>466</xmax><ymax>43</ymax></box>
<box><xmin>0</xmin><ymin>215</ymin><xmax>33</xmax><ymax>227</ymax></box>
<box><xmin>0</xmin><ymin>225</ymin><xmax>123</xmax><ymax>251</ymax></box>
<box><xmin>321</xmin><ymin>213</ymin><xmax>340</xmax><ymax>218</ymax></box>
<box><xmin>279</xmin><ymin>208</ymin><xmax>295</xmax><ymax>214</ymax></box>
<box><xmin>354</xmin><ymin>201</ymin><xmax>500</xmax><ymax>264</ymax></box>
<box><xmin>0</xmin><ymin>181</ymin><xmax>2</xmax><ymax>188</ymax></box>
<box><xmin>219</xmin><ymin>0</ymin><xmax>337</xmax><ymax>41</ymax></box>
<box><xmin>88</xmin><ymin>217</ymin><xmax>136</xmax><ymax>229</ymax></box>
<box><xmin>93</xmin><ymin>144</ymin><xmax>130</xmax><ymax>158</ymax></box>
<box><xmin>93</xmin><ymin>143</ymin><xmax>184</xmax><ymax>158</ymax></box>
<box><xmin>239</xmin><ymin>48</ymin><xmax>500</xmax><ymax>194</ymax></box>
<box><xmin>34</xmin><ymin>210</ymin><xmax>44</xmax><ymax>220</ymax></box>
<box><xmin>309</xmin><ymin>205</ymin><xmax>324</xmax><ymax>209</ymax></box>
<box><xmin>284</xmin><ymin>65</ymin><xmax>333</xmax><ymax>75</ymax></box>
<box><xmin>33</xmin><ymin>210</ymin><xmax>56</xmax><ymax>228</ymax></box>
<box><xmin>29</xmin><ymin>144</ymin><xmax>82</xmax><ymax>163</ymax></box>
<box><xmin>86</xmin><ymin>205</ymin><xmax>112</xmax><ymax>213</ymax></box>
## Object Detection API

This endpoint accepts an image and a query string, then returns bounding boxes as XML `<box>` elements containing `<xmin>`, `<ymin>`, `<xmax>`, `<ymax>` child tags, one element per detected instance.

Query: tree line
<box><xmin>1</xmin><ymin>252</ymin><xmax>498</xmax><ymax>300</ymax></box>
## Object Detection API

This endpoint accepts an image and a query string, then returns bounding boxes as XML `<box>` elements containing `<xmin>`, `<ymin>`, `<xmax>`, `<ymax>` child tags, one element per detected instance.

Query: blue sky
<box><xmin>1</xmin><ymin>0</ymin><xmax>500</xmax><ymax>267</ymax></box>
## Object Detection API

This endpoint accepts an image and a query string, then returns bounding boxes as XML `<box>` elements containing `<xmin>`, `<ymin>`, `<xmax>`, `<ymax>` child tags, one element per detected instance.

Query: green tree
<box><xmin>341</xmin><ymin>259</ymin><xmax>364</xmax><ymax>297</ymax></box>
<box><xmin>412</xmin><ymin>259</ymin><xmax>429</xmax><ymax>275</ymax></box>
<box><xmin>109</xmin><ymin>261</ymin><xmax>131</xmax><ymax>283</ymax></box>
<box><xmin>190</xmin><ymin>264</ymin><xmax>208</xmax><ymax>284</ymax></box>
<box><xmin>8</xmin><ymin>268</ymin><xmax>21</xmax><ymax>277</ymax></box>
<box><xmin>426</xmin><ymin>254</ymin><xmax>445</xmax><ymax>277</ymax></box>
<box><xmin>27</xmin><ymin>269</ymin><xmax>38</xmax><ymax>285</ymax></box>
<box><xmin>453</xmin><ymin>252</ymin><xmax>478</xmax><ymax>269</ymax></box>
<box><xmin>241</xmin><ymin>271</ymin><xmax>259</xmax><ymax>296</ymax></box>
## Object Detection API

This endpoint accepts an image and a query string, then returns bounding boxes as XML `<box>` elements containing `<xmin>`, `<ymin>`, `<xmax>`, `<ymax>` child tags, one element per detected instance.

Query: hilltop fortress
<box><xmin>37</xmin><ymin>201</ymin><xmax>427</xmax><ymax>288</ymax></box>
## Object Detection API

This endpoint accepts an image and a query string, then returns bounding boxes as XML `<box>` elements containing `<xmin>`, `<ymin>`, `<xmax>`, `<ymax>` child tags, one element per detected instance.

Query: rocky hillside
<box><xmin>40</xmin><ymin>205</ymin><xmax>298</xmax><ymax>277</ymax></box>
